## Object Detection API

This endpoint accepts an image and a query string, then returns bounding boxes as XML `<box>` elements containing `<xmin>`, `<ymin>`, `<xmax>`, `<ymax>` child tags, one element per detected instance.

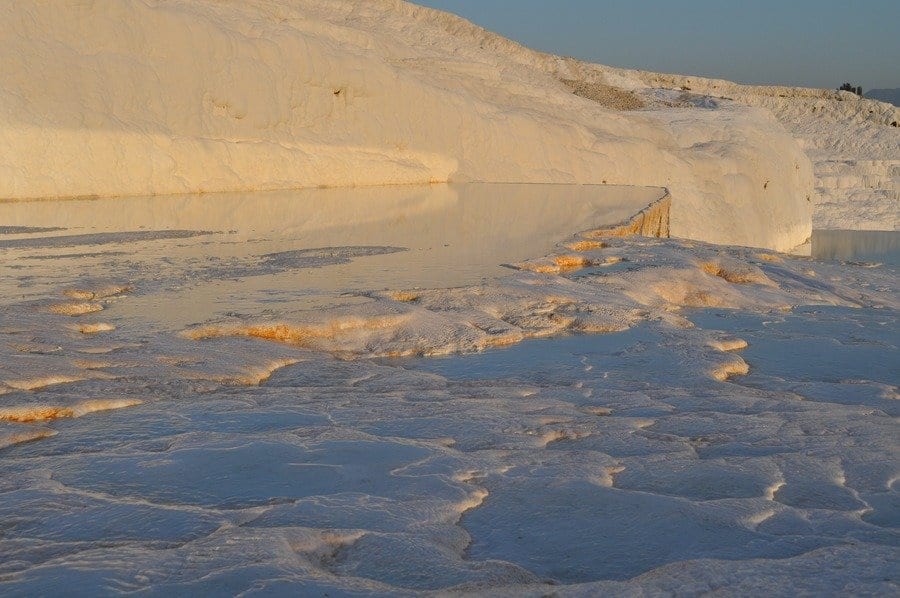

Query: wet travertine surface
<box><xmin>0</xmin><ymin>185</ymin><xmax>897</xmax><ymax>595</ymax></box>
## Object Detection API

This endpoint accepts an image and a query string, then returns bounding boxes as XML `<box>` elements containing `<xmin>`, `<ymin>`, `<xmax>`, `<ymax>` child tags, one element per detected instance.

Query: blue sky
<box><xmin>413</xmin><ymin>0</ymin><xmax>899</xmax><ymax>90</ymax></box>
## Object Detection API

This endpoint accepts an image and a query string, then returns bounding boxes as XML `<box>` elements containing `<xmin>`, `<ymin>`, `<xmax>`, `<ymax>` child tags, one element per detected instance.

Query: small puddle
<box><xmin>386</xmin><ymin>327</ymin><xmax>657</xmax><ymax>383</ymax></box>
<box><xmin>811</xmin><ymin>230</ymin><xmax>900</xmax><ymax>266</ymax></box>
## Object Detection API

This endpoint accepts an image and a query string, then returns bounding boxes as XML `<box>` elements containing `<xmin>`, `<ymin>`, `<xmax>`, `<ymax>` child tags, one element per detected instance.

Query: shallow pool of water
<box><xmin>811</xmin><ymin>230</ymin><xmax>900</xmax><ymax>266</ymax></box>
<box><xmin>0</xmin><ymin>183</ymin><xmax>664</xmax><ymax>329</ymax></box>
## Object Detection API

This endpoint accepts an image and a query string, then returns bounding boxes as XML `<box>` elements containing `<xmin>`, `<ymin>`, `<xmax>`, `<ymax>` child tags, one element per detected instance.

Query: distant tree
<box><xmin>838</xmin><ymin>83</ymin><xmax>863</xmax><ymax>96</ymax></box>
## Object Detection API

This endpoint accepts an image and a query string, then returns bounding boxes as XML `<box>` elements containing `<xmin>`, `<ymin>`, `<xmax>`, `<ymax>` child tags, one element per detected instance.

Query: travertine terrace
<box><xmin>0</xmin><ymin>2</ymin><xmax>897</xmax><ymax>595</ymax></box>
<box><xmin>0</xmin><ymin>0</ymin><xmax>827</xmax><ymax>251</ymax></box>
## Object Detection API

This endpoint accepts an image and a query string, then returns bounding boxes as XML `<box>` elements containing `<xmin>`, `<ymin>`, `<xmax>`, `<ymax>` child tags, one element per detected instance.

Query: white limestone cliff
<box><xmin>579</xmin><ymin>67</ymin><xmax>899</xmax><ymax>231</ymax></box>
<box><xmin>0</xmin><ymin>0</ymin><xmax>825</xmax><ymax>250</ymax></box>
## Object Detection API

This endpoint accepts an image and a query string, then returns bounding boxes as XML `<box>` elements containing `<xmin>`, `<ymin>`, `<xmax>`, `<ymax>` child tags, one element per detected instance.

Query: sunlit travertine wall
<box><xmin>0</xmin><ymin>0</ymin><xmax>814</xmax><ymax>250</ymax></box>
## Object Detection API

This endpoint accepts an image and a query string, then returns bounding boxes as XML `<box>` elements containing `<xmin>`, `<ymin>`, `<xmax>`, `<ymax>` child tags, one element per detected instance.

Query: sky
<box><xmin>413</xmin><ymin>0</ymin><xmax>899</xmax><ymax>91</ymax></box>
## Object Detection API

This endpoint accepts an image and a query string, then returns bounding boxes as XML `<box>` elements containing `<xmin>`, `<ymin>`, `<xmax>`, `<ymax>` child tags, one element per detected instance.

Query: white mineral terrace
<box><xmin>0</xmin><ymin>0</ymin><xmax>897</xmax><ymax>594</ymax></box>
<box><xmin>0</xmin><ymin>180</ymin><xmax>896</xmax><ymax>593</ymax></box>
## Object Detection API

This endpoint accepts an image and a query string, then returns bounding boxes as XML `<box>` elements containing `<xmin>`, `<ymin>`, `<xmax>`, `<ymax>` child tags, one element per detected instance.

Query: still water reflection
<box><xmin>0</xmin><ymin>183</ymin><xmax>665</xmax><ymax>328</ymax></box>
<box><xmin>811</xmin><ymin>230</ymin><xmax>900</xmax><ymax>266</ymax></box>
